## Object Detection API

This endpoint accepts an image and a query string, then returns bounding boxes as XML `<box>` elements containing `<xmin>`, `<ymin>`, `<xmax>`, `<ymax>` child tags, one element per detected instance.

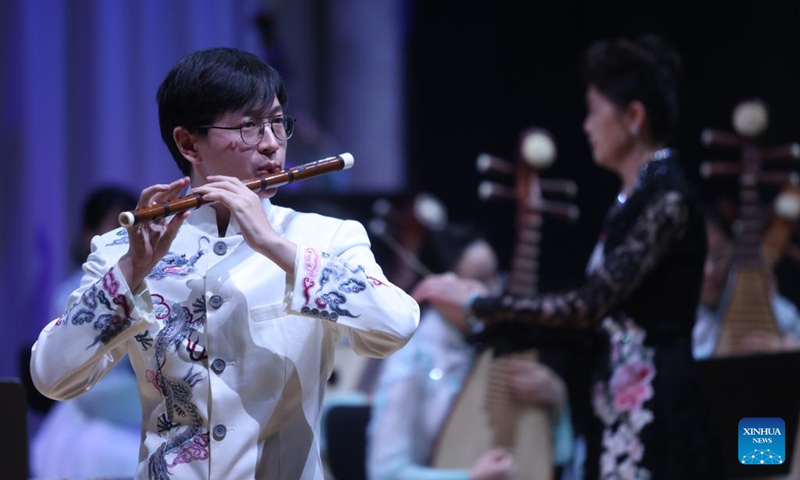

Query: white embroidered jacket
<box><xmin>31</xmin><ymin>199</ymin><xmax>420</xmax><ymax>480</ymax></box>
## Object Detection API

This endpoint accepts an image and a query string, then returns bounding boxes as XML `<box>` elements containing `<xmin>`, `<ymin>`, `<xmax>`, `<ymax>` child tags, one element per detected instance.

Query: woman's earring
<box><xmin>629</xmin><ymin>125</ymin><xmax>639</xmax><ymax>137</ymax></box>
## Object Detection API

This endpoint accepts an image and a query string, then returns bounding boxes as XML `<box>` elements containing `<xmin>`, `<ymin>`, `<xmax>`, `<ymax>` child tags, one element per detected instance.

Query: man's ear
<box><xmin>174</xmin><ymin>126</ymin><xmax>201</xmax><ymax>166</ymax></box>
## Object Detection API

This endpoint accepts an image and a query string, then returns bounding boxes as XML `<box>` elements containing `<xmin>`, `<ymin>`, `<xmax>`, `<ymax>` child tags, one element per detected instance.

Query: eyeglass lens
<box><xmin>242</xmin><ymin>118</ymin><xmax>294</xmax><ymax>144</ymax></box>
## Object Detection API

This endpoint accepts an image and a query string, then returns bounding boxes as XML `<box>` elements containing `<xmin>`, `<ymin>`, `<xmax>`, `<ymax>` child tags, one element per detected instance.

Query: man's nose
<box><xmin>258</xmin><ymin>124</ymin><xmax>281</xmax><ymax>153</ymax></box>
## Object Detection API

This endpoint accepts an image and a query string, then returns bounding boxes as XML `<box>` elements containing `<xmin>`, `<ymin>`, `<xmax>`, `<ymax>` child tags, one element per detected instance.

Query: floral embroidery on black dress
<box><xmin>593</xmin><ymin>318</ymin><xmax>655</xmax><ymax>479</ymax></box>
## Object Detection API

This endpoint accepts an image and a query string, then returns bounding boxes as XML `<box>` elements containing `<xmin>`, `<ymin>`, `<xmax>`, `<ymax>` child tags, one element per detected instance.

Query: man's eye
<box><xmin>269</xmin><ymin>116</ymin><xmax>285</xmax><ymax>125</ymax></box>
<box><xmin>241</xmin><ymin>120</ymin><xmax>259</xmax><ymax>129</ymax></box>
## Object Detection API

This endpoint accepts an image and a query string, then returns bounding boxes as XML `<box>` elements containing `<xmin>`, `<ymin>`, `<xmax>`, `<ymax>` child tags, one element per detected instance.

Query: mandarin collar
<box><xmin>184</xmin><ymin>196</ymin><xmax>277</xmax><ymax>238</ymax></box>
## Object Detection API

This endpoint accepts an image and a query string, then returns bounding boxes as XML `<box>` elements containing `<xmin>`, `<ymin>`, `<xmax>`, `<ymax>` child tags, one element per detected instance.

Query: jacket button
<box><xmin>213</xmin><ymin>424</ymin><xmax>227</xmax><ymax>440</ymax></box>
<box><xmin>208</xmin><ymin>295</ymin><xmax>223</xmax><ymax>309</ymax></box>
<box><xmin>213</xmin><ymin>241</ymin><xmax>227</xmax><ymax>255</ymax></box>
<box><xmin>211</xmin><ymin>358</ymin><xmax>226</xmax><ymax>374</ymax></box>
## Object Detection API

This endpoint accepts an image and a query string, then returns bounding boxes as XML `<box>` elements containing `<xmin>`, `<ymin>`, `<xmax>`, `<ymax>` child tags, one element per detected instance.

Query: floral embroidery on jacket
<box><xmin>592</xmin><ymin>317</ymin><xmax>655</xmax><ymax>480</ymax></box>
<box><xmin>53</xmin><ymin>270</ymin><xmax>135</xmax><ymax>347</ymax></box>
<box><xmin>168</xmin><ymin>432</ymin><xmax>210</xmax><ymax>468</ymax></box>
<box><xmin>300</xmin><ymin>247</ymin><xmax>380</xmax><ymax>319</ymax></box>
<box><xmin>147</xmin><ymin>250</ymin><xmax>205</xmax><ymax>280</ymax></box>
<box><xmin>105</xmin><ymin>229</ymin><xmax>130</xmax><ymax>246</ymax></box>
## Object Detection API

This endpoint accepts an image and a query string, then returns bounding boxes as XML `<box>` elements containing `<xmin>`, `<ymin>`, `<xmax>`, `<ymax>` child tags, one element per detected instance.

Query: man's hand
<box><xmin>192</xmin><ymin>175</ymin><xmax>297</xmax><ymax>273</ymax></box>
<box><xmin>119</xmin><ymin>177</ymin><xmax>191</xmax><ymax>290</ymax></box>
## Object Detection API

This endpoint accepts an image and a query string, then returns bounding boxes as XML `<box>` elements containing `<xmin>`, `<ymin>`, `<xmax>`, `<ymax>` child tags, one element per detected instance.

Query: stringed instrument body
<box><xmin>714</xmin><ymin>191</ymin><xmax>800</xmax><ymax>355</ymax></box>
<box><xmin>712</xmin><ymin>143</ymin><xmax>780</xmax><ymax>356</ymax></box>
<box><xmin>431</xmin><ymin>128</ymin><xmax>578</xmax><ymax>479</ymax></box>
<box><xmin>430</xmin><ymin>348</ymin><xmax>547</xmax><ymax>476</ymax></box>
<box><xmin>701</xmin><ymin>100</ymin><xmax>800</xmax><ymax>357</ymax></box>
<box><xmin>712</xmin><ymin>253</ymin><xmax>779</xmax><ymax>355</ymax></box>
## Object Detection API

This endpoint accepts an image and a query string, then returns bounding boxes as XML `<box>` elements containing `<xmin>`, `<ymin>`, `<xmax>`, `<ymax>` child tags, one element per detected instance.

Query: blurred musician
<box><xmin>367</xmin><ymin>222</ymin><xmax>573</xmax><ymax>480</ymax></box>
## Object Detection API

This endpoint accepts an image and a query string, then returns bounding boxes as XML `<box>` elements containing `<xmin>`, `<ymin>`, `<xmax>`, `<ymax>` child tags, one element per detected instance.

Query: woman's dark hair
<box><xmin>72</xmin><ymin>185</ymin><xmax>138</xmax><ymax>265</ymax></box>
<box><xmin>82</xmin><ymin>186</ymin><xmax>138</xmax><ymax>231</ymax></box>
<box><xmin>418</xmin><ymin>222</ymin><xmax>487</xmax><ymax>274</ymax></box>
<box><xmin>157</xmin><ymin>47</ymin><xmax>289</xmax><ymax>176</ymax></box>
<box><xmin>582</xmin><ymin>33</ymin><xmax>683</xmax><ymax>144</ymax></box>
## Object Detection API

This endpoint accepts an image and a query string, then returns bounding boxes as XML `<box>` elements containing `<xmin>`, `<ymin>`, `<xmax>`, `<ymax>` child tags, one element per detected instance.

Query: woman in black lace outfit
<box><xmin>413</xmin><ymin>34</ymin><xmax>723</xmax><ymax>479</ymax></box>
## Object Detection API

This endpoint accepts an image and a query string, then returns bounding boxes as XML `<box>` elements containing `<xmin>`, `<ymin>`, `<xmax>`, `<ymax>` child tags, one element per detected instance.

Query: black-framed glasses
<box><xmin>191</xmin><ymin>116</ymin><xmax>296</xmax><ymax>145</ymax></box>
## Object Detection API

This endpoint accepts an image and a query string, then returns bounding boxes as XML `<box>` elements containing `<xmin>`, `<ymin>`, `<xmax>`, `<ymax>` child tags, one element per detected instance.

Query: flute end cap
<box><xmin>119</xmin><ymin>211</ymin><xmax>135</xmax><ymax>228</ymax></box>
<box><xmin>339</xmin><ymin>152</ymin><xmax>355</xmax><ymax>169</ymax></box>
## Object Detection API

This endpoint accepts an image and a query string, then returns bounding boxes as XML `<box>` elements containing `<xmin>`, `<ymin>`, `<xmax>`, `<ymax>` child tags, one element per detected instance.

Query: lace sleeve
<box><xmin>473</xmin><ymin>191</ymin><xmax>690</xmax><ymax>329</ymax></box>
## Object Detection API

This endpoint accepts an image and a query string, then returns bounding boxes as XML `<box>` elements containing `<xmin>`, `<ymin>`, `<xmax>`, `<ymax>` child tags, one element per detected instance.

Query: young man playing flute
<box><xmin>31</xmin><ymin>47</ymin><xmax>419</xmax><ymax>480</ymax></box>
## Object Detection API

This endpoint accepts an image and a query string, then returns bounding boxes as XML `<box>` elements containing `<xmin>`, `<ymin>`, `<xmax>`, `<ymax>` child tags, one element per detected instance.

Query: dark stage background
<box><xmin>282</xmin><ymin>0</ymin><xmax>800</xmax><ymax>303</ymax></box>
<box><xmin>397</xmin><ymin>0</ymin><xmax>800</xmax><ymax>300</ymax></box>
